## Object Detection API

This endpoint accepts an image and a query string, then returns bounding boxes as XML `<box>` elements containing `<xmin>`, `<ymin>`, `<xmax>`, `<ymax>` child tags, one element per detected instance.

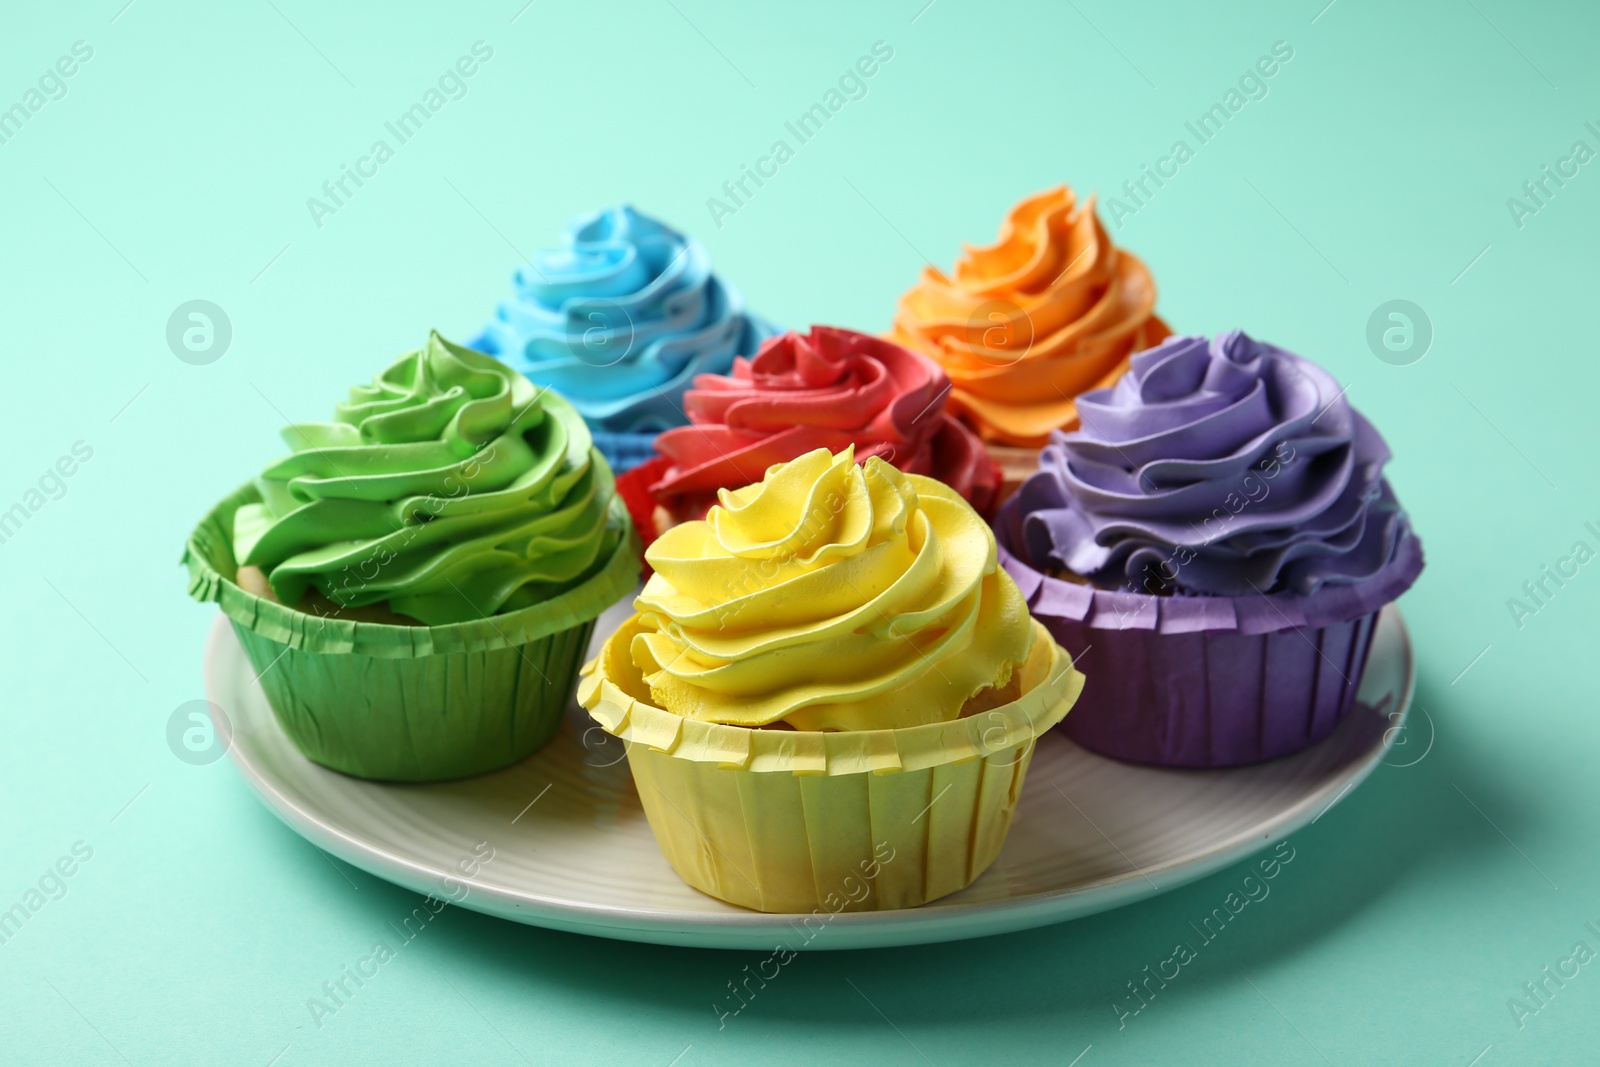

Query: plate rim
<box><xmin>206</xmin><ymin>606</ymin><xmax>1412</xmax><ymax>949</ymax></box>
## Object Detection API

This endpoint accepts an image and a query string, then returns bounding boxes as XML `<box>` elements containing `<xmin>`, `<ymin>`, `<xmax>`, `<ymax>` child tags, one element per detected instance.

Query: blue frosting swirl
<box><xmin>472</xmin><ymin>206</ymin><xmax>776</xmax><ymax>442</ymax></box>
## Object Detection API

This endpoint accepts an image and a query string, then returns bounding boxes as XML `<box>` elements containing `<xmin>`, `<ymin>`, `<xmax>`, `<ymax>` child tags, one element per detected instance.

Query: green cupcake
<box><xmin>185</xmin><ymin>331</ymin><xmax>640</xmax><ymax>781</ymax></box>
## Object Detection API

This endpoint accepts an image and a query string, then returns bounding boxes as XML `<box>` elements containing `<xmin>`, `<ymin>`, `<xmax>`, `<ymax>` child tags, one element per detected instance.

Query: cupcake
<box><xmin>890</xmin><ymin>185</ymin><xmax>1169</xmax><ymax>495</ymax></box>
<box><xmin>183</xmin><ymin>331</ymin><xmax>640</xmax><ymax>781</ymax></box>
<box><xmin>579</xmin><ymin>446</ymin><xmax>1083</xmax><ymax>912</ymax></box>
<box><xmin>623</xmin><ymin>326</ymin><xmax>1000</xmax><ymax>542</ymax></box>
<box><xmin>994</xmin><ymin>331</ymin><xmax>1424</xmax><ymax>767</ymax></box>
<box><xmin>471</xmin><ymin>205</ymin><xmax>776</xmax><ymax>473</ymax></box>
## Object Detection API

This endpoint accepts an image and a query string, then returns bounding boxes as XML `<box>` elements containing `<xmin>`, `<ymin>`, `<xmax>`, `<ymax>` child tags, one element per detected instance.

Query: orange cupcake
<box><xmin>889</xmin><ymin>186</ymin><xmax>1169</xmax><ymax>492</ymax></box>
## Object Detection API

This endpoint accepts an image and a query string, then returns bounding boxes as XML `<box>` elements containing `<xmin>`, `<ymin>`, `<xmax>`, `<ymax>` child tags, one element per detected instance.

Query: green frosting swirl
<box><xmin>232</xmin><ymin>331</ymin><xmax>627</xmax><ymax>626</ymax></box>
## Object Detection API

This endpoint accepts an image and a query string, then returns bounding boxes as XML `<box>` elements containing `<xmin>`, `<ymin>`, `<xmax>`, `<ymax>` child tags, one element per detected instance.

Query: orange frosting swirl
<box><xmin>889</xmin><ymin>186</ymin><xmax>1169</xmax><ymax>448</ymax></box>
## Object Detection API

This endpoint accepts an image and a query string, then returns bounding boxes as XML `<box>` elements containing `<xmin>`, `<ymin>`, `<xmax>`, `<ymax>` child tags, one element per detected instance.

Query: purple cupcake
<box><xmin>993</xmin><ymin>330</ymin><xmax>1424</xmax><ymax>766</ymax></box>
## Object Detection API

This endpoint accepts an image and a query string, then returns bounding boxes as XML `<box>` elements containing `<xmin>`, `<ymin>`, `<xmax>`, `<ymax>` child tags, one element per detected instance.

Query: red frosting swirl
<box><xmin>650</xmin><ymin>327</ymin><xmax>999</xmax><ymax>516</ymax></box>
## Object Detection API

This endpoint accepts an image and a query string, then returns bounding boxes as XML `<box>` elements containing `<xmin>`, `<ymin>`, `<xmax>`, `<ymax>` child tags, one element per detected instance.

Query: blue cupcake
<box><xmin>472</xmin><ymin>206</ymin><xmax>776</xmax><ymax>471</ymax></box>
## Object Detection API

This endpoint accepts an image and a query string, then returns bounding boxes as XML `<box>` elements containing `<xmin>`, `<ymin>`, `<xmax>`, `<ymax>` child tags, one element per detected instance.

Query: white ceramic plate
<box><xmin>204</xmin><ymin>603</ymin><xmax>1412</xmax><ymax>951</ymax></box>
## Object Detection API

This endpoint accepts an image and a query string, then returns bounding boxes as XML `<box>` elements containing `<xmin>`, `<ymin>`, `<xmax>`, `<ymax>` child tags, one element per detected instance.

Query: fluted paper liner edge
<box><xmin>580</xmin><ymin>617</ymin><xmax>1083</xmax><ymax>913</ymax></box>
<box><xmin>184</xmin><ymin>479</ymin><xmax>641</xmax><ymax>781</ymax></box>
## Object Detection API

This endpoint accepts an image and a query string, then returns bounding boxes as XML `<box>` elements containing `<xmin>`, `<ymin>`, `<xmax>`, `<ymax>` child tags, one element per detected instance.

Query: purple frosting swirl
<box><xmin>1017</xmin><ymin>330</ymin><xmax>1415</xmax><ymax>597</ymax></box>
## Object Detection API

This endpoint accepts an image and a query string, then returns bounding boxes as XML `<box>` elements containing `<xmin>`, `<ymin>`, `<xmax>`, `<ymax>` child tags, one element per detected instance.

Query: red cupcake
<box><xmin>617</xmin><ymin>327</ymin><xmax>1000</xmax><ymax>540</ymax></box>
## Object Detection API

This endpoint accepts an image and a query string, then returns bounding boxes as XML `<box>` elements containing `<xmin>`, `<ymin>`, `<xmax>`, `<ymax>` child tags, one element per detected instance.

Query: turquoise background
<box><xmin>2</xmin><ymin>0</ymin><xmax>1596</xmax><ymax>1062</ymax></box>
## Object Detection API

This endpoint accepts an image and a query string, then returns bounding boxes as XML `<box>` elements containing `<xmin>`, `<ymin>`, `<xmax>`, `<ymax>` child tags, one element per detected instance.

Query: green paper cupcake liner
<box><xmin>184</xmin><ymin>480</ymin><xmax>640</xmax><ymax>781</ymax></box>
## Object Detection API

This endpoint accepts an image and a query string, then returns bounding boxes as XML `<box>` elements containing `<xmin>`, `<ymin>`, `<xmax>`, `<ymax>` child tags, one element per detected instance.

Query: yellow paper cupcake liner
<box><xmin>578</xmin><ymin>617</ymin><xmax>1083</xmax><ymax>913</ymax></box>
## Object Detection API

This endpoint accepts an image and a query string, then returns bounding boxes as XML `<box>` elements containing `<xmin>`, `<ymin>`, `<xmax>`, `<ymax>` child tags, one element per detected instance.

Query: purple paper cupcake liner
<box><xmin>992</xmin><ymin>498</ymin><xmax>1424</xmax><ymax>767</ymax></box>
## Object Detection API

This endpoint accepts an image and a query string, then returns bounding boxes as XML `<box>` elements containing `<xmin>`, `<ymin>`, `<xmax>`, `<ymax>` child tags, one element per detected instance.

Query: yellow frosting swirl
<box><xmin>631</xmin><ymin>446</ymin><xmax>1034</xmax><ymax>731</ymax></box>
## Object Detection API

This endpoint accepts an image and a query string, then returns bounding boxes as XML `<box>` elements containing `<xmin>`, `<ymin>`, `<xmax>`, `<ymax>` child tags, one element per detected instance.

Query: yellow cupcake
<box><xmin>579</xmin><ymin>446</ymin><xmax>1083</xmax><ymax>913</ymax></box>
